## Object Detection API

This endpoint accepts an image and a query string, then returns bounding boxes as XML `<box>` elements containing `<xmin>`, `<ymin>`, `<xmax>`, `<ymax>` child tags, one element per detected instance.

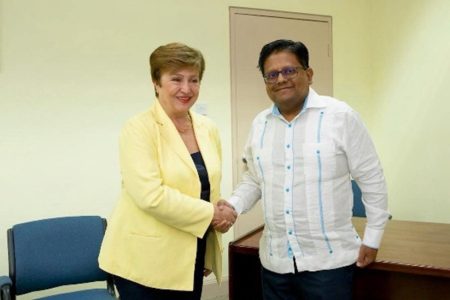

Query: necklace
<box><xmin>174</xmin><ymin>114</ymin><xmax>192</xmax><ymax>134</ymax></box>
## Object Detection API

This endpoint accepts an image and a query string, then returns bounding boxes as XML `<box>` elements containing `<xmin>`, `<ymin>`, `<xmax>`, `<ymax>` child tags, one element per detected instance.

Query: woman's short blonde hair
<box><xmin>150</xmin><ymin>42</ymin><xmax>205</xmax><ymax>86</ymax></box>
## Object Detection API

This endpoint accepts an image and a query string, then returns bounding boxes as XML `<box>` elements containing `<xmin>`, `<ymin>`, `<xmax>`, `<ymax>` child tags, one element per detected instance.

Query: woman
<box><xmin>98</xmin><ymin>42</ymin><xmax>236</xmax><ymax>299</ymax></box>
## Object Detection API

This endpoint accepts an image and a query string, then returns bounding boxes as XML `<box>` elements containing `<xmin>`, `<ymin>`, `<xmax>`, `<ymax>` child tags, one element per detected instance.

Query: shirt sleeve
<box><xmin>344</xmin><ymin>110</ymin><xmax>391</xmax><ymax>249</ymax></box>
<box><xmin>228</xmin><ymin>126</ymin><xmax>262</xmax><ymax>215</ymax></box>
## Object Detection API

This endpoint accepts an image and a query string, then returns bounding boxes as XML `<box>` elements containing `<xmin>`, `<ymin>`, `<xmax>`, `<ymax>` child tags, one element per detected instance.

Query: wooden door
<box><xmin>230</xmin><ymin>7</ymin><xmax>333</xmax><ymax>238</ymax></box>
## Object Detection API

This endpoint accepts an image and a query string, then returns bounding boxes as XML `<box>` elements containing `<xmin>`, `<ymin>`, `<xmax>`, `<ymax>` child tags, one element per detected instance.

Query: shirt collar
<box><xmin>268</xmin><ymin>87</ymin><xmax>327</xmax><ymax>118</ymax></box>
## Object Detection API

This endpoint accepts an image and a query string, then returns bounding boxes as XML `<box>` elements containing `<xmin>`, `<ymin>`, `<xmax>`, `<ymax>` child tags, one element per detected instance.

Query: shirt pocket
<box><xmin>302</xmin><ymin>142</ymin><xmax>337</xmax><ymax>182</ymax></box>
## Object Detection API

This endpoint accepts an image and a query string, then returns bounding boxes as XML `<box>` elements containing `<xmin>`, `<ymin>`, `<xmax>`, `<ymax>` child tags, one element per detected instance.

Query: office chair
<box><xmin>352</xmin><ymin>180</ymin><xmax>366</xmax><ymax>217</ymax></box>
<box><xmin>0</xmin><ymin>216</ymin><xmax>116</xmax><ymax>300</ymax></box>
<box><xmin>0</xmin><ymin>277</ymin><xmax>11</xmax><ymax>300</ymax></box>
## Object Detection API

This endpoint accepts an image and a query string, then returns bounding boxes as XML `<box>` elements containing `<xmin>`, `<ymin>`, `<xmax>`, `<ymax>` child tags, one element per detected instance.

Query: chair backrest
<box><xmin>352</xmin><ymin>180</ymin><xmax>366</xmax><ymax>217</ymax></box>
<box><xmin>8</xmin><ymin>216</ymin><xmax>109</xmax><ymax>295</ymax></box>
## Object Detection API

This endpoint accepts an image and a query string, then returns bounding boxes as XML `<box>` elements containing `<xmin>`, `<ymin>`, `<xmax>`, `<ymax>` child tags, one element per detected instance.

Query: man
<box><xmin>226</xmin><ymin>39</ymin><xmax>390</xmax><ymax>299</ymax></box>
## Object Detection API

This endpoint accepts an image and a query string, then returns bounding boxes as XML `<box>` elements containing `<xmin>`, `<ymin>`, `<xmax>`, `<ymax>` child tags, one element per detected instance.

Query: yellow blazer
<box><xmin>98</xmin><ymin>100</ymin><xmax>222</xmax><ymax>291</ymax></box>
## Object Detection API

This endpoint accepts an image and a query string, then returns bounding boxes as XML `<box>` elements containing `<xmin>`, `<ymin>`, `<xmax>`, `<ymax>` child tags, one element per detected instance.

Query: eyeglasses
<box><xmin>263</xmin><ymin>66</ymin><xmax>307</xmax><ymax>84</ymax></box>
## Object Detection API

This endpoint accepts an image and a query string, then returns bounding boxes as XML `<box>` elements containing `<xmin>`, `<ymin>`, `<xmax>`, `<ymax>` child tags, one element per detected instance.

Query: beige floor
<box><xmin>204</xmin><ymin>296</ymin><xmax>228</xmax><ymax>300</ymax></box>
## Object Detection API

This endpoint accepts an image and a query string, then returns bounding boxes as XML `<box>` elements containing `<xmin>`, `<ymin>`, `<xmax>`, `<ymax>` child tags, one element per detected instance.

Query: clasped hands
<box><xmin>211</xmin><ymin>200</ymin><xmax>237</xmax><ymax>233</ymax></box>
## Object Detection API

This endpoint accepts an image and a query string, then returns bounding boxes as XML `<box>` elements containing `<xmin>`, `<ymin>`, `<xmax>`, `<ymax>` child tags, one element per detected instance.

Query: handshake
<box><xmin>211</xmin><ymin>200</ymin><xmax>237</xmax><ymax>233</ymax></box>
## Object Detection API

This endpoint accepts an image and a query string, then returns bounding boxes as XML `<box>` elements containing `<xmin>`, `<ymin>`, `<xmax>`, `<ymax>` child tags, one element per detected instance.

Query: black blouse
<box><xmin>190</xmin><ymin>152</ymin><xmax>210</xmax><ymax>202</ymax></box>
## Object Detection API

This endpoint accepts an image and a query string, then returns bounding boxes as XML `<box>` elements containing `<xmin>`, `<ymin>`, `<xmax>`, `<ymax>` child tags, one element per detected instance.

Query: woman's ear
<box><xmin>152</xmin><ymin>80</ymin><xmax>160</xmax><ymax>97</ymax></box>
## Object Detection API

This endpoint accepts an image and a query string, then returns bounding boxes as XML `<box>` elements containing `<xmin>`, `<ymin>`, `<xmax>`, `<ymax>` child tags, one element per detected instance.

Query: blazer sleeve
<box><xmin>119</xmin><ymin>116</ymin><xmax>213</xmax><ymax>238</ymax></box>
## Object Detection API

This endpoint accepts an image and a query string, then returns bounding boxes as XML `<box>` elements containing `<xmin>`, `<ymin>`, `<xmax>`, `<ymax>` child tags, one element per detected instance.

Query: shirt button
<box><xmin>285</xmin><ymin>188</ymin><xmax>290</xmax><ymax>192</ymax></box>
<box><xmin>288</xmin><ymin>124</ymin><xmax>292</xmax><ymax>128</ymax></box>
<box><xmin>286</xmin><ymin>144</ymin><xmax>291</xmax><ymax>149</ymax></box>
<box><xmin>287</xmin><ymin>165</ymin><xmax>291</xmax><ymax>170</ymax></box>
<box><xmin>286</xmin><ymin>210</ymin><xmax>290</xmax><ymax>214</ymax></box>
<box><xmin>288</xmin><ymin>230</ymin><xmax>293</xmax><ymax>235</ymax></box>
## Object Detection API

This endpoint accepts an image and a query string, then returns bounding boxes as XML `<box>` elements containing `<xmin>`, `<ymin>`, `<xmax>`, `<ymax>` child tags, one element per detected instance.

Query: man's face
<box><xmin>263</xmin><ymin>51</ymin><xmax>313</xmax><ymax>115</ymax></box>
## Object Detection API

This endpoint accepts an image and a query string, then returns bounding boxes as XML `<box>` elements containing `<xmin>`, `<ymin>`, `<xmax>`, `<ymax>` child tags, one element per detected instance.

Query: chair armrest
<box><xmin>0</xmin><ymin>276</ymin><xmax>12</xmax><ymax>300</ymax></box>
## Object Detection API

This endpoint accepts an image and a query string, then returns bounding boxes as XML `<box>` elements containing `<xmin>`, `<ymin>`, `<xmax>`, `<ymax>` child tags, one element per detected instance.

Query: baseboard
<box><xmin>202</xmin><ymin>275</ymin><xmax>228</xmax><ymax>299</ymax></box>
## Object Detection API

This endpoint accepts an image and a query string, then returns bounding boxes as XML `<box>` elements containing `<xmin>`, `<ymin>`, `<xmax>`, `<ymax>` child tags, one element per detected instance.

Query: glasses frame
<box><xmin>263</xmin><ymin>66</ymin><xmax>307</xmax><ymax>84</ymax></box>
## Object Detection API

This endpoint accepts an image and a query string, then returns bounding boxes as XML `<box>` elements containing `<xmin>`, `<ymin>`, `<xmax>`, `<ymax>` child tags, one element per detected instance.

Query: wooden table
<box><xmin>228</xmin><ymin>217</ymin><xmax>450</xmax><ymax>299</ymax></box>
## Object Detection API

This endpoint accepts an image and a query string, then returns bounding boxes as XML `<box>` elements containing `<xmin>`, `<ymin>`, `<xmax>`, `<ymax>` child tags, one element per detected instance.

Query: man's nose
<box><xmin>276</xmin><ymin>72</ymin><xmax>287</xmax><ymax>83</ymax></box>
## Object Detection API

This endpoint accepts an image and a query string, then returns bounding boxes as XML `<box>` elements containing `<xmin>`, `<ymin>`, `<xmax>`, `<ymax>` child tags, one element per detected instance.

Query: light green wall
<box><xmin>367</xmin><ymin>0</ymin><xmax>450</xmax><ymax>223</ymax></box>
<box><xmin>0</xmin><ymin>0</ymin><xmax>449</xmax><ymax>283</ymax></box>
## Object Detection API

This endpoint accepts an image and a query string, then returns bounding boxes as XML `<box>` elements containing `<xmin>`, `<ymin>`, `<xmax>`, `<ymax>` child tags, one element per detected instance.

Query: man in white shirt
<box><xmin>226</xmin><ymin>39</ymin><xmax>390</xmax><ymax>299</ymax></box>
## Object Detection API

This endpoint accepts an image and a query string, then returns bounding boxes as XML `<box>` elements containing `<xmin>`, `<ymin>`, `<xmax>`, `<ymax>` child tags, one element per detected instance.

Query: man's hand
<box><xmin>217</xmin><ymin>199</ymin><xmax>235</xmax><ymax>210</ymax></box>
<box><xmin>211</xmin><ymin>200</ymin><xmax>237</xmax><ymax>233</ymax></box>
<box><xmin>356</xmin><ymin>244</ymin><xmax>378</xmax><ymax>268</ymax></box>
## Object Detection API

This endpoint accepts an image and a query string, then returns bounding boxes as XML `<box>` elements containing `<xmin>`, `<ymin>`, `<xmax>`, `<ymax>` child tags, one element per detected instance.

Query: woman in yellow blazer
<box><xmin>98</xmin><ymin>43</ymin><xmax>236</xmax><ymax>299</ymax></box>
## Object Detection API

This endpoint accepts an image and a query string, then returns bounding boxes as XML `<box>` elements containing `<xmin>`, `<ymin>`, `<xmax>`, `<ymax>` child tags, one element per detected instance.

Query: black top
<box><xmin>191</xmin><ymin>152</ymin><xmax>210</xmax><ymax>202</ymax></box>
<box><xmin>190</xmin><ymin>151</ymin><xmax>210</xmax><ymax>295</ymax></box>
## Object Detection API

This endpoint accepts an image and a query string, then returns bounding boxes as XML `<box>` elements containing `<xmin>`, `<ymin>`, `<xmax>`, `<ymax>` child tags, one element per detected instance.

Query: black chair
<box><xmin>0</xmin><ymin>216</ymin><xmax>116</xmax><ymax>299</ymax></box>
<box><xmin>352</xmin><ymin>180</ymin><xmax>366</xmax><ymax>217</ymax></box>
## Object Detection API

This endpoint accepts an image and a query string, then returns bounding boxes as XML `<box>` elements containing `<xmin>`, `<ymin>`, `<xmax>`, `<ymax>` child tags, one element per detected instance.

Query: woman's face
<box><xmin>154</xmin><ymin>67</ymin><xmax>201</xmax><ymax>118</ymax></box>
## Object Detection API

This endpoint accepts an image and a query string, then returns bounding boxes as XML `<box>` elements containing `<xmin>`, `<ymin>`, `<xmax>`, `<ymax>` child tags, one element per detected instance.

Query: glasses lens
<box><xmin>281</xmin><ymin>67</ymin><xmax>297</xmax><ymax>77</ymax></box>
<box><xmin>264</xmin><ymin>66</ymin><xmax>301</xmax><ymax>83</ymax></box>
<box><xmin>265</xmin><ymin>71</ymin><xmax>279</xmax><ymax>82</ymax></box>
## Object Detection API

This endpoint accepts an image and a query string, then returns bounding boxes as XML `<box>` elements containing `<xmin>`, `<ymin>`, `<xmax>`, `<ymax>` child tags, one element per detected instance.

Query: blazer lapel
<box><xmin>152</xmin><ymin>100</ymin><xmax>197</xmax><ymax>175</ymax></box>
<box><xmin>193</xmin><ymin>117</ymin><xmax>211</xmax><ymax>165</ymax></box>
<box><xmin>193</xmin><ymin>115</ymin><xmax>217</xmax><ymax>181</ymax></box>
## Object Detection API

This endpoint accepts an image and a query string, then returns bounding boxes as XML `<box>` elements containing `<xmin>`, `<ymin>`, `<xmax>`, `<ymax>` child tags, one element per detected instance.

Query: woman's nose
<box><xmin>180</xmin><ymin>80</ymin><xmax>191</xmax><ymax>92</ymax></box>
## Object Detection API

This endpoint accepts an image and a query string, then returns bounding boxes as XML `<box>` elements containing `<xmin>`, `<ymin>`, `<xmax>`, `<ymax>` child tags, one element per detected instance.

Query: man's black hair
<box><xmin>258</xmin><ymin>39</ymin><xmax>309</xmax><ymax>75</ymax></box>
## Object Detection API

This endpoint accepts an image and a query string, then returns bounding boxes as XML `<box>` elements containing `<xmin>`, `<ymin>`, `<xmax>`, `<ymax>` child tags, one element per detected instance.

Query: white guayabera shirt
<box><xmin>229</xmin><ymin>88</ymin><xmax>390</xmax><ymax>274</ymax></box>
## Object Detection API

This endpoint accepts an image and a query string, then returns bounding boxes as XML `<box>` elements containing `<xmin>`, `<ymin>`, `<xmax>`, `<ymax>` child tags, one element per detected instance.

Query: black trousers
<box><xmin>114</xmin><ymin>238</ymin><xmax>206</xmax><ymax>300</ymax></box>
<box><xmin>261</xmin><ymin>263</ymin><xmax>355</xmax><ymax>300</ymax></box>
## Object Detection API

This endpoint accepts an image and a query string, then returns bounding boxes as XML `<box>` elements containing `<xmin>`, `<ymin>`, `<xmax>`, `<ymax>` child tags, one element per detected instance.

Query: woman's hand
<box><xmin>212</xmin><ymin>200</ymin><xmax>237</xmax><ymax>233</ymax></box>
<box><xmin>203</xmin><ymin>268</ymin><xmax>212</xmax><ymax>277</ymax></box>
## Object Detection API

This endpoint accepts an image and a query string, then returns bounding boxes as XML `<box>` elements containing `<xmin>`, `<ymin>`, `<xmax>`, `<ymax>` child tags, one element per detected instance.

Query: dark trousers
<box><xmin>114</xmin><ymin>273</ymin><xmax>203</xmax><ymax>300</ymax></box>
<box><xmin>261</xmin><ymin>263</ymin><xmax>355</xmax><ymax>300</ymax></box>
<box><xmin>114</xmin><ymin>238</ymin><xmax>206</xmax><ymax>300</ymax></box>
